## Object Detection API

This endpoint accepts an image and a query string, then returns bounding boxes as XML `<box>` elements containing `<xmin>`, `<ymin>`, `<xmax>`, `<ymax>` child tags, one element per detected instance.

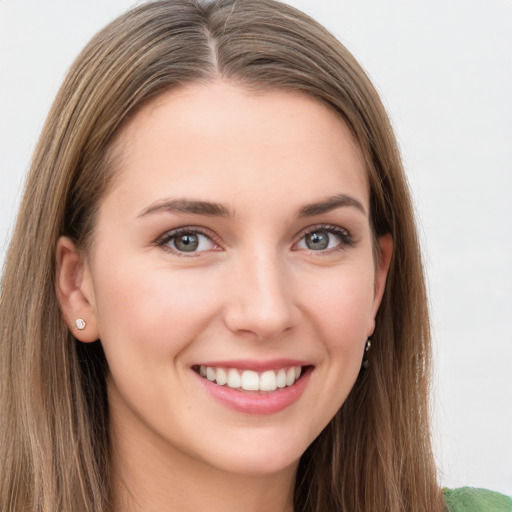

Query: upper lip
<box><xmin>193</xmin><ymin>359</ymin><xmax>312</xmax><ymax>372</ymax></box>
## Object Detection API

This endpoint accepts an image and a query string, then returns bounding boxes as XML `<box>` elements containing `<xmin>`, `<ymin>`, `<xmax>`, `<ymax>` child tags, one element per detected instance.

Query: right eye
<box><xmin>157</xmin><ymin>228</ymin><xmax>219</xmax><ymax>254</ymax></box>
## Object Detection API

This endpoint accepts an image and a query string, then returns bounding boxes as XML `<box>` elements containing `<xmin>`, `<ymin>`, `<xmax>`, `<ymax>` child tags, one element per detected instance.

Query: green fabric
<box><xmin>444</xmin><ymin>487</ymin><xmax>512</xmax><ymax>512</ymax></box>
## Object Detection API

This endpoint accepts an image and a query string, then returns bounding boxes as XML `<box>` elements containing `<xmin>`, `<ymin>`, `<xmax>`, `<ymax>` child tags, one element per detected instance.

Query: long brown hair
<box><xmin>0</xmin><ymin>1</ymin><xmax>444</xmax><ymax>511</ymax></box>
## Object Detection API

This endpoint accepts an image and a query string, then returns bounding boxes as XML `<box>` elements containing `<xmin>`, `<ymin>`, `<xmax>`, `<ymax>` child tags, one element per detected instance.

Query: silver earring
<box><xmin>75</xmin><ymin>318</ymin><xmax>86</xmax><ymax>330</ymax></box>
<box><xmin>362</xmin><ymin>338</ymin><xmax>371</xmax><ymax>369</ymax></box>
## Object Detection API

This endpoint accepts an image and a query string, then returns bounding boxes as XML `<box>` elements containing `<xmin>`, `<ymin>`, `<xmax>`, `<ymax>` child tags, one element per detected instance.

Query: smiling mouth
<box><xmin>192</xmin><ymin>365</ymin><xmax>308</xmax><ymax>393</ymax></box>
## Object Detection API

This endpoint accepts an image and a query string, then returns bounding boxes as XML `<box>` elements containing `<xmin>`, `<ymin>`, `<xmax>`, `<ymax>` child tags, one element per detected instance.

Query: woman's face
<box><xmin>69</xmin><ymin>82</ymin><xmax>391</xmax><ymax>477</ymax></box>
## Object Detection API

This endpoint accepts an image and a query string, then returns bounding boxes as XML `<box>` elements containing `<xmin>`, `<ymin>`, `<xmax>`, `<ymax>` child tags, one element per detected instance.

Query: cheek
<box><xmin>91</xmin><ymin>255</ymin><xmax>222</xmax><ymax>364</ymax></box>
<box><xmin>296</xmin><ymin>261</ymin><xmax>375</xmax><ymax>418</ymax></box>
<box><xmin>300</xmin><ymin>261</ymin><xmax>376</xmax><ymax>346</ymax></box>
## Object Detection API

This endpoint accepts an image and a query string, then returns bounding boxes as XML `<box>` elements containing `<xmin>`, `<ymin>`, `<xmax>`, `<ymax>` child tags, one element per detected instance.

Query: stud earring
<box><xmin>362</xmin><ymin>338</ymin><xmax>371</xmax><ymax>369</ymax></box>
<box><xmin>75</xmin><ymin>318</ymin><xmax>86</xmax><ymax>330</ymax></box>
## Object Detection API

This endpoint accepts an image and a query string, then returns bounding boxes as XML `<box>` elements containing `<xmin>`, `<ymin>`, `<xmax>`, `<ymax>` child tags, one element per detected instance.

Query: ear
<box><xmin>55</xmin><ymin>236</ymin><xmax>99</xmax><ymax>342</ymax></box>
<box><xmin>367</xmin><ymin>233</ymin><xmax>393</xmax><ymax>337</ymax></box>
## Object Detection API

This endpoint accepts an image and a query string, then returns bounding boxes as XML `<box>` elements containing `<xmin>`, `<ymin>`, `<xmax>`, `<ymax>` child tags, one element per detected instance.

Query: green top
<box><xmin>444</xmin><ymin>488</ymin><xmax>512</xmax><ymax>512</ymax></box>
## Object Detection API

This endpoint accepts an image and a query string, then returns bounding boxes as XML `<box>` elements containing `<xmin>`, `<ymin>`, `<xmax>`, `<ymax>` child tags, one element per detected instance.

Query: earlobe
<box><xmin>368</xmin><ymin>233</ymin><xmax>393</xmax><ymax>335</ymax></box>
<box><xmin>55</xmin><ymin>236</ymin><xmax>99</xmax><ymax>342</ymax></box>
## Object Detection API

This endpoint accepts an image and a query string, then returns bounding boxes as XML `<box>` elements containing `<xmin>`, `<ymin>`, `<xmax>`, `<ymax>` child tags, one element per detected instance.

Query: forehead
<box><xmin>106</xmin><ymin>81</ymin><xmax>368</xmax><ymax>216</ymax></box>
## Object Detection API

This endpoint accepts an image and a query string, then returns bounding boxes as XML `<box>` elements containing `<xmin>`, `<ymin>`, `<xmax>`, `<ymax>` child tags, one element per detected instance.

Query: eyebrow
<box><xmin>137</xmin><ymin>193</ymin><xmax>366</xmax><ymax>220</ymax></box>
<box><xmin>297</xmin><ymin>194</ymin><xmax>366</xmax><ymax>217</ymax></box>
<box><xmin>137</xmin><ymin>199</ymin><xmax>232</xmax><ymax>218</ymax></box>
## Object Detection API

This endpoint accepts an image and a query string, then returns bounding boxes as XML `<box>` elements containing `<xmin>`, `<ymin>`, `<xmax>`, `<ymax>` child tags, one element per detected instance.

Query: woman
<box><xmin>0</xmin><ymin>1</ymin><xmax>510</xmax><ymax>511</ymax></box>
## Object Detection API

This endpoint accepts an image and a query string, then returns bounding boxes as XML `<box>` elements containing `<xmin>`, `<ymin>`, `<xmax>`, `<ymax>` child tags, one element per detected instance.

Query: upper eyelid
<box><xmin>155</xmin><ymin>226</ymin><xmax>220</xmax><ymax>246</ymax></box>
<box><xmin>154</xmin><ymin>223</ymin><xmax>352</xmax><ymax>248</ymax></box>
<box><xmin>293</xmin><ymin>224</ymin><xmax>355</xmax><ymax>251</ymax></box>
<box><xmin>295</xmin><ymin>223</ymin><xmax>351</xmax><ymax>239</ymax></box>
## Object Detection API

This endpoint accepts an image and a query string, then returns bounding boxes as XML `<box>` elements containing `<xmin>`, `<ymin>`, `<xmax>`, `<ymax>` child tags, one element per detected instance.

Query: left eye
<box><xmin>160</xmin><ymin>230</ymin><xmax>217</xmax><ymax>253</ymax></box>
<box><xmin>296</xmin><ymin>228</ymin><xmax>348</xmax><ymax>251</ymax></box>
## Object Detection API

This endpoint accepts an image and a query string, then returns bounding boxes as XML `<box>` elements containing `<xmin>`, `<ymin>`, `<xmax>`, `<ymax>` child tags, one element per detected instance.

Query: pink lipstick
<box><xmin>193</xmin><ymin>360</ymin><xmax>312</xmax><ymax>414</ymax></box>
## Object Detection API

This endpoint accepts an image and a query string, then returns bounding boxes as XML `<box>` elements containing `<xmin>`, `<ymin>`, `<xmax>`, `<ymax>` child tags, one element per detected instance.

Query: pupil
<box><xmin>306</xmin><ymin>232</ymin><xmax>328</xmax><ymax>250</ymax></box>
<box><xmin>175</xmin><ymin>233</ymin><xmax>199</xmax><ymax>252</ymax></box>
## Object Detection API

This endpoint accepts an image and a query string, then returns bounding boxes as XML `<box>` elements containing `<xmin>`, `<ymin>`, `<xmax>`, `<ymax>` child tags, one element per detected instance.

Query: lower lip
<box><xmin>196</xmin><ymin>368</ymin><xmax>312</xmax><ymax>415</ymax></box>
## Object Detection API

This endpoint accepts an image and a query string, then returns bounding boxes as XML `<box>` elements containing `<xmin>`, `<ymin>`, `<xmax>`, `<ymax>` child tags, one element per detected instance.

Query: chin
<box><xmin>190</xmin><ymin>426</ymin><xmax>312</xmax><ymax>478</ymax></box>
<box><xmin>210</xmin><ymin>449</ymin><xmax>302</xmax><ymax>478</ymax></box>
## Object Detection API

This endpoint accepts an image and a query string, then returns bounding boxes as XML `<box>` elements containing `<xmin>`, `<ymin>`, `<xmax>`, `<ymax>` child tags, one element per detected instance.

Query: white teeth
<box><xmin>276</xmin><ymin>369</ymin><xmax>287</xmax><ymax>388</ymax></box>
<box><xmin>227</xmin><ymin>368</ymin><xmax>241</xmax><ymax>388</ymax></box>
<box><xmin>216</xmin><ymin>367</ymin><xmax>227</xmax><ymax>386</ymax></box>
<box><xmin>260</xmin><ymin>370</ymin><xmax>277</xmax><ymax>391</ymax></box>
<box><xmin>241</xmin><ymin>370</ymin><xmax>259</xmax><ymax>391</ymax></box>
<box><xmin>198</xmin><ymin>365</ymin><xmax>304</xmax><ymax>392</ymax></box>
<box><xmin>286</xmin><ymin>367</ymin><xmax>295</xmax><ymax>386</ymax></box>
<box><xmin>206</xmin><ymin>367</ymin><xmax>216</xmax><ymax>382</ymax></box>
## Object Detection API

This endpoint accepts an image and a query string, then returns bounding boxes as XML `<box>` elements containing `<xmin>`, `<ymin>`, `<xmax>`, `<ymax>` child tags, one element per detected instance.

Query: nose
<box><xmin>223</xmin><ymin>249</ymin><xmax>298</xmax><ymax>340</ymax></box>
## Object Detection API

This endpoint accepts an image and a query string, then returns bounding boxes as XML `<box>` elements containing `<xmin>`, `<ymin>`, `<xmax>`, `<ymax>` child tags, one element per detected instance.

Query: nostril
<box><xmin>223</xmin><ymin>301</ymin><xmax>298</xmax><ymax>340</ymax></box>
<box><xmin>222</xmin><ymin>263</ymin><xmax>297</xmax><ymax>338</ymax></box>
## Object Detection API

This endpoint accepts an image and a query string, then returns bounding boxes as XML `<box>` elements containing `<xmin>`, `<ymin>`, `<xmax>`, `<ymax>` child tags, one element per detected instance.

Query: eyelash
<box><xmin>155</xmin><ymin>224</ymin><xmax>355</xmax><ymax>255</ymax></box>
<box><xmin>295</xmin><ymin>224</ymin><xmax>355</xmax><ymax>253</ymax></box>
<box><xmin>155</xmin><ymin>227</ymin><xmax>220</xmax><ymax>256</ymax></box>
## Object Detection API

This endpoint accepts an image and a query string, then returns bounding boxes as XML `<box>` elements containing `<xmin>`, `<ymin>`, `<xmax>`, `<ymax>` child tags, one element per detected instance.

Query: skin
<box><xmin>57</xmin><ymin>81</ymin><xmax>392</xmax><ymax>512</ymax></box>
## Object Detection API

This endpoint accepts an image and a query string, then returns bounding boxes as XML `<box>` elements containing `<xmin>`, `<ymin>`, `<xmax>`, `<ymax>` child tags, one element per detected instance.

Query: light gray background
<box><xmin>1</xmin><ymin>0</ymin><xmax>510</xmax><ymax>494</ymax></box>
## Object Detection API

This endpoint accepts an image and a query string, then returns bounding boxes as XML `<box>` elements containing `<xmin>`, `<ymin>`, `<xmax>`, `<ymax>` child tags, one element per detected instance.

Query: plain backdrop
<box><xmin>0</xmin><ymin>0</ymin><xmax>511</xmax><ymax>495</ymax></box>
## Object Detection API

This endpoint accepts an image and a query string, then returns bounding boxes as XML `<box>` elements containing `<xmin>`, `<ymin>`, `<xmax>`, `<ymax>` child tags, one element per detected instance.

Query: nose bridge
<box><xmin>224</xmin><ymin>244</ymin><xmax>295</xmax><ymax>339</ymax></box>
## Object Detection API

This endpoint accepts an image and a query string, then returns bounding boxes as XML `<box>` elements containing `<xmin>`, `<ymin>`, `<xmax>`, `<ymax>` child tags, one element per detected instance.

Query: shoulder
<box><xmin>443</xmin><ymin>487</ymin><xmax>512</xmax><ymax>512</ymax></box>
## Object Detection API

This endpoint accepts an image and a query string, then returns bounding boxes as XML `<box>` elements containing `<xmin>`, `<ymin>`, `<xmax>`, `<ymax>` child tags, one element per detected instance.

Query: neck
<box><xmin>109</xmin><ymin>407</ymin><xmax>297</xmax><ymax>512</ymax></box>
